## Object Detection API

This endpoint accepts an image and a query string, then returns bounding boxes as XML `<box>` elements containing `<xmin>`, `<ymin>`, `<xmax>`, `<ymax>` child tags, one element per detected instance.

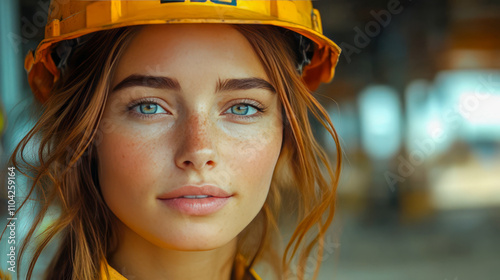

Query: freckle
<box><xmin>188</xmin><ymin>114</ymin><xmax>211</xmax><ymax>146</ymax></box>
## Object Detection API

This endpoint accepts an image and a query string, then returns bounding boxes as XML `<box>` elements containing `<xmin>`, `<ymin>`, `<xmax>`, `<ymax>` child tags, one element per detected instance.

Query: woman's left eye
<box><xmin>133</xmin><ymin>103</ymin><xmax>167</xmax><ymax>115</ymax></box>
<box><xmin>225</xmin><ymin>104</ymin><xmax>259</xmax><ymax>116</ymax></box>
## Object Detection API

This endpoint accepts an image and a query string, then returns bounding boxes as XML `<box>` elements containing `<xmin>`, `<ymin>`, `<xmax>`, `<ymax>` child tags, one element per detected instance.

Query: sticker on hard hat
<box><xmin>160</xmin><ymin>0</ymin><xmax>236</xmax><ymax>6</ymax></box>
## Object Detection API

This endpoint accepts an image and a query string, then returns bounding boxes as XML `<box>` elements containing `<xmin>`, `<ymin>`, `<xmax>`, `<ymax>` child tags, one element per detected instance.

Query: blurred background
<box><xmin>1</xmin><ymin>0</ymin><xmax>499</xmax><ymax>279</ymax></box>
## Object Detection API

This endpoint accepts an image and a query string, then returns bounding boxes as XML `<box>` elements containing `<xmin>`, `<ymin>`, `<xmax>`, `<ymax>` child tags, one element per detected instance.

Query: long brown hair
<box><xmin>5</xmin><ymin>27</ymin><xmax>139</xmax><ymax>280</ymax></box>
<box><xmin>3</xmin><ymin>24</ymin><xmax>341</xmax><ymax>280</ymax></box>
<box><xmin>233</xmin><ymin>25</ymin><xmax>341</xmax><ymax>279</ymax></box>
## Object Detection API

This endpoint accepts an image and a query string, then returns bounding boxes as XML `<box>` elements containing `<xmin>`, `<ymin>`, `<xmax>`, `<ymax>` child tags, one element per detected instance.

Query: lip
<box><xmin>158</xmin><ymin>185</ymin><xmax>232</xmax><ymax>199</ymax></box>
<box><xmin>158</xmin><ymin>185</ymin><xmax>232</xmax><ymax>216</ymax></box>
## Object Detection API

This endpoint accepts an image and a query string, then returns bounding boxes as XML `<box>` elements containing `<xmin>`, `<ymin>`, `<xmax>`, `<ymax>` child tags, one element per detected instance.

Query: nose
<box><xmin>174</xmin><ymin>114</ymin><xmax>217</xmax><ymax>171</ymax></box>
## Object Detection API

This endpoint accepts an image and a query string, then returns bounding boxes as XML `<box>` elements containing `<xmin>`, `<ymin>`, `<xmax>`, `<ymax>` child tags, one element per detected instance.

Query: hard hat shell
<box><xmin>25</xmin><ymin>0</ymin><xmax>341</xmax><ymax>103</ymax></box>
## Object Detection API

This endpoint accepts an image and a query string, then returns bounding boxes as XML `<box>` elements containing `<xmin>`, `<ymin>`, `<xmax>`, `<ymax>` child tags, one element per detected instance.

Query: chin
<box><xmin>170</xmin><ymin>242</ymin><xmax>226</xmax><ymax>252</ymax></box>
<box><xmin>151</xmin><ymin>225</ymin><xmax>237</xmax><ymax>252</ymax></box>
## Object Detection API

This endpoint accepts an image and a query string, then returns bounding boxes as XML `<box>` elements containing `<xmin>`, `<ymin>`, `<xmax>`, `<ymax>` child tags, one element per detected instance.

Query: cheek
<box><xmin>232</xmin><ymin>140</ymin><xmax>279</xmax><ymax>182</ymax></box>
<box><xmin>96</xmin><ymin>129</ymin><xmax>167</xmax><ymax>208</ymax></box>
<box><xmin>223</xmin><ymin>121</ymin><xmax>283</xmax><ymax>202</ymax></box>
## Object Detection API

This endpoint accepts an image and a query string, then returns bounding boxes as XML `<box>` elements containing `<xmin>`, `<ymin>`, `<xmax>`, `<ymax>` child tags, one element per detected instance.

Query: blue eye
<box><xmin>134</xmin><ymin>103</ymin><xmax>167</xmax><ymax>115</ymax></box>
<box><xmin>227</xmin><ymin>104</ymin><xmax>258</xmax><ymax>116</ymax></box>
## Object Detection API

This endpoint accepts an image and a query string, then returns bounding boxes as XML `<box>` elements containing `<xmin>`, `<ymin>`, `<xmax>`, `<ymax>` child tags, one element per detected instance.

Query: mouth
<box><xmin>157</xmin><ymin>185</ymin><xmax>232</xmax><ymax>200</ymax></box>
<box><xmin>176</xmin><ymin>195</ymin><xmax>213</xmax><ymax>199</ymax></box>
<box><xmin>158</xmin><ymin>185</ymin><xmax>233</xmax><ymax>215</ymax></box>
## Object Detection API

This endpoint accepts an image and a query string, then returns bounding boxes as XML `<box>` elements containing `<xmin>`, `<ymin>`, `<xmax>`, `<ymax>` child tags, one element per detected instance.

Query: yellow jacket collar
<box><xmin>100</xmin><ymin>258</ymin><xmax>261</xmax><ymax>280</ymax></box>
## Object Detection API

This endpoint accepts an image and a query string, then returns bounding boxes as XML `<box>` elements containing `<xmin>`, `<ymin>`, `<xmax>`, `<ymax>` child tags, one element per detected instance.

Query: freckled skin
<box><xmin>96</xmin><ymin>24</ymin><xmax>283</xmax><ymax>279</ymax></box>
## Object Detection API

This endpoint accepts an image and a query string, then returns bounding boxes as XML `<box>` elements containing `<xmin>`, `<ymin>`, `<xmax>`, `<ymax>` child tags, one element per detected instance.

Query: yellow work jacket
<box><xmin>100</xmin><ymin>258</ymin><xmax>261</xmax><ymax>280</ymax></box>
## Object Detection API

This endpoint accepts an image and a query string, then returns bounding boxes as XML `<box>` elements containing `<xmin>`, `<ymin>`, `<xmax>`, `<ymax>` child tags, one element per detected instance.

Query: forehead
<box><xmin>112</xmin><ymin>24</ymin><xmax>268</xmax><ymax>87</ymax></box>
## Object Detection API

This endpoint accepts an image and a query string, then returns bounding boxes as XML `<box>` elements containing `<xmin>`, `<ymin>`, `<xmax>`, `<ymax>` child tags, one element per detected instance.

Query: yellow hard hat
<box><xmin>25</xmin><ymin>0</ymin><xmax>341</xmax><ymax>103</ymax></box>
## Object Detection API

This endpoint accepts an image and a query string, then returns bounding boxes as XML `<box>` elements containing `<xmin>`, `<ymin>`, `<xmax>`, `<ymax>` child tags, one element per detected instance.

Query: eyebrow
<box><xmin>111</xmin><ymin>74</ymin><xmax>276</xmax><ymax>94</ymax></box>
<box><xmin>215</xmin><ymin>77</ymin><xmax>276</xmax><ymax>93</ymax></box>
<box><xmin>112</xmin><ymin>75</ymin><xmax>181</xmax><ymax>92</ymax></box>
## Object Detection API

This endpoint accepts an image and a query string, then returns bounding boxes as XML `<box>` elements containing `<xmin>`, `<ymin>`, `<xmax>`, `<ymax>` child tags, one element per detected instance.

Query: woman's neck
<box><xmin>109</xmin><ymin>222</ymin><xmax>237</xmax><ymax>280</ymax></box>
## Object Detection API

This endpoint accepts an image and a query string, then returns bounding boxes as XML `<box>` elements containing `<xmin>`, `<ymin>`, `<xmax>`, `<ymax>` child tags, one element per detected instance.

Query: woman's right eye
<box><xmin>127</xmin><ymin>100</ymin><xmax>169</xmax><ymax>118</ymax></box>
<box><xmin>133</xmin><ymin>103</ymin><xmax>167</xmax><ymax>115</ymax></box>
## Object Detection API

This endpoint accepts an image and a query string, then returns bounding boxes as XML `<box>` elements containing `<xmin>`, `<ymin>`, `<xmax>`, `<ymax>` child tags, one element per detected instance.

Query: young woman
<box><xmin>3</xmin><ymin>1</ymin><xmax>341</xmax><ymax>279</ymax></box>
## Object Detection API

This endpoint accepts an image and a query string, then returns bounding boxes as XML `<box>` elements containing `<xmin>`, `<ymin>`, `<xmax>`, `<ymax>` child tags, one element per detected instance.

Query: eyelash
<box><xmin>226</xmin><ymin>99</ymin><xmax>267</xmax><ymax>120</ymax></box>
<box><xmin>126</xmin><ymin>98</ymin><xmax>268</xmax><ymax>120</ymax></box>
<box><xmin>126</xmin><ymin>98</ymin><xmax>167</xmax><ymax>120</ymax></box>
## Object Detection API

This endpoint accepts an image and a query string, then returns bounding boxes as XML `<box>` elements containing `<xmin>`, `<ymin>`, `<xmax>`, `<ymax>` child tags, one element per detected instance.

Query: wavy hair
<box><xmin>2</xmin><ymin>24</ymin><xmax>341</xmax><ymax>280</ymax></box>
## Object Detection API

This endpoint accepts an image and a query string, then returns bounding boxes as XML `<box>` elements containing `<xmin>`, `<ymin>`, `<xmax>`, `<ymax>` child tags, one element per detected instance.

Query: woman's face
<box><xmin>96</xmin><ymin>24</ymin><xmax>283</xmax><ymax>251</ymax></box>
